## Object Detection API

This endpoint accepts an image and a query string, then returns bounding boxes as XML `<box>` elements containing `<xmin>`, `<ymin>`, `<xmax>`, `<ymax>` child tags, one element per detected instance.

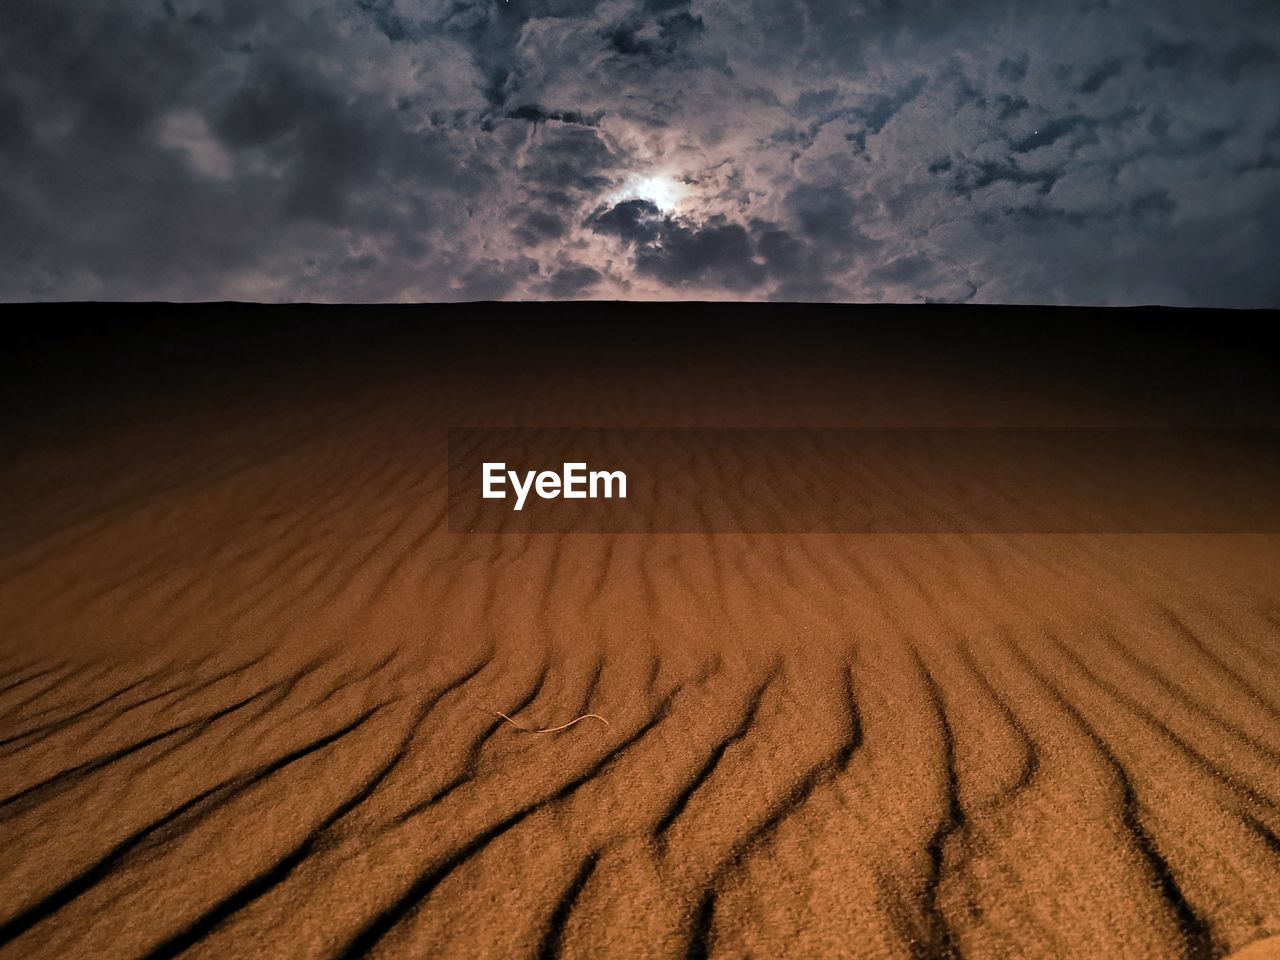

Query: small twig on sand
<box><xmin>490</xmin><ymin>710</ymin><xmax>611</xmax><ymax>733</ymax></box>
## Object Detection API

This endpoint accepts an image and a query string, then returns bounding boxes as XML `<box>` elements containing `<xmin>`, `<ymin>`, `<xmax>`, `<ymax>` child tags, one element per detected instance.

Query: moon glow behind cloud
<box><xmin>1</xmin><ymin>0</ymin><xmax>1278</xmax><ymax>303</ymax></box>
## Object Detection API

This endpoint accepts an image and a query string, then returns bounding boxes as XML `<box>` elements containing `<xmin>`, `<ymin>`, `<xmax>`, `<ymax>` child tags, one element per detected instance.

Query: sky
<box><xmin>1</xmin><ymin>0</ymin><xmax>1278</xmax><ymax>304</ymax></box>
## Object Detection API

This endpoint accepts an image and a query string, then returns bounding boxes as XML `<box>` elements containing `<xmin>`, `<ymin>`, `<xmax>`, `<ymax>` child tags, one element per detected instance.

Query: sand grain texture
<box><xmin>1</xmin><ymin>311</ymin><xmax>1278</xmax><ymax>959</ymax></box>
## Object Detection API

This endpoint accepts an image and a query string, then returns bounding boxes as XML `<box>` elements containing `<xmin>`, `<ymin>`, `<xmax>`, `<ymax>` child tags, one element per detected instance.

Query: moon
<box><xmin>610</xmin><ymin>172</ymin><xmax>686</xmax><ymax>214</ymax></box>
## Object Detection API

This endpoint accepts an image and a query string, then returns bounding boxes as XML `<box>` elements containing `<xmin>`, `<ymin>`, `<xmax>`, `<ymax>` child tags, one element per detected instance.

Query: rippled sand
<box><xmin>1</xmin><ymin>309</ymin><xmax>1278</xmax><ymax>958</ymax></box>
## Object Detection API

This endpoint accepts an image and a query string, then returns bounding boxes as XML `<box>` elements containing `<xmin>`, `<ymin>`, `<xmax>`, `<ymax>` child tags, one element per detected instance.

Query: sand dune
<box><xmin>1</xmin><ymin>309</ymin><xmax>1278</xmax><ymax>958</ymax></box>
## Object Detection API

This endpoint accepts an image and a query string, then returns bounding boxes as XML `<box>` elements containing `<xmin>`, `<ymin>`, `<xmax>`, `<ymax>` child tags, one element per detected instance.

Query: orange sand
<box><xmin>1</xmin><ymin>314</ymin><xmax>1278</xmax><ymax>959</ymax></box>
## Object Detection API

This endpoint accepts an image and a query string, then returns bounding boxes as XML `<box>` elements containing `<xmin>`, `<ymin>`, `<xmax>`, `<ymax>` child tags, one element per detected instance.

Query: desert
<box><xmin>1</xmin><ymin>304</ymin><xmax>1278</xmax><ymax>959</ymax></box>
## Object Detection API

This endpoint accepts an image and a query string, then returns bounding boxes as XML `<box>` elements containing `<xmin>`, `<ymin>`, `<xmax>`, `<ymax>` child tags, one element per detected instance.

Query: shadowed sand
<box><xmin>1</xmin><ymin>307</ymin><xmax>1278</xmax><ymax>959</ymax></box>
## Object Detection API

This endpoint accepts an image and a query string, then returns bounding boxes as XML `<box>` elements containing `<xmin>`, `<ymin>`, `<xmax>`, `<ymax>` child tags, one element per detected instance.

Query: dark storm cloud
<box><xmin>544</xmin><ymin>263</ymin><xmax>602</xmax><ymax>296</ymax></box>
<box><xmin>605</xmin><ymin>9</ymin><xmax>706</xmax><ymax>63</ymax></box>
<box><xmin>784</xmin><ymin>184</ymin><xmax>876</xmax><ymax>253</ymax></box>
<box><xmin>506</xmin><ymin>104</ymin><xmax>600</xmax><ymax>126</ymax></box>
<box><xmin>0</xmin><ymin>0</ymin><xmax>1278</xmax><ymax>303</ymax></box>
<box><xmin>947</xmin><ymin>158</ymin><xmax>1061</xmax><ymax>196</ymax></box>
<box><xmin>589</xmin><ymin>199</ymin><xmax>766</xmax><ymax>290</ymax></box>
<box><xmin>1010</xmin><ymin>115</ymin><xmax>1097</xmax><ymax>154</ymax></box>
<box><xmin>1078</xmin><ymin>58</ymin><xmax>1124</xmax><ymax>94</ymax></box>
<box><xmin>587</xmin><ymin>185</ymin><xmax>879</xmax><ymax>295</ymax></box>
<box><xmin>515</xmin><ymin>209</ymin><xmax>568</xmax><ymax>244</ymax></box>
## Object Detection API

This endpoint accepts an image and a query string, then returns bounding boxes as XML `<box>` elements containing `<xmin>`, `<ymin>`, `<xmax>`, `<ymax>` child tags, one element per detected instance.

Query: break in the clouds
<box><xmin>1</xmin><ymin>0</ymin><xmax>1278</xmax><ymax>304</ymax></box>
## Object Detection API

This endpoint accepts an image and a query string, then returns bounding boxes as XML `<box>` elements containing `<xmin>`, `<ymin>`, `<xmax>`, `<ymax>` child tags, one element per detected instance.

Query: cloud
<box><xmin>0</xmin><ymin>0</ymin><xmax>1277</xmax><ymax>304</ymax></box>
<box><xmin>587</xmin><ymin>200</ymin><xmax>766</xmax><ymax>291</ymax></box>
<box><xmin>545</xmin><ymin>263</ymin><xmax>602</xmax><ymax>297</ymax></box>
